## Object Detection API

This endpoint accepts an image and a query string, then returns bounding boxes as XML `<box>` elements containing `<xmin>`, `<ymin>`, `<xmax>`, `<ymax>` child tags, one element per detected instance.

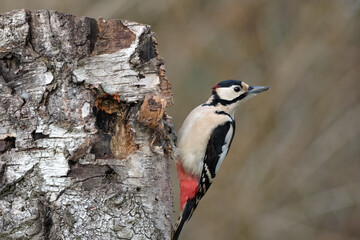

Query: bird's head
<box><xmin>208</xmin><ymin>79</ymin><xmax>269</xmax><ymax>112</ymax></box>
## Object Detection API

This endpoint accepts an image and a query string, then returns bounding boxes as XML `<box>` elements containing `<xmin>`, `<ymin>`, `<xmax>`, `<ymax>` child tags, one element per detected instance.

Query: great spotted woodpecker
<box><xmin>172</xmin><ymin>80</ymin><xmax>269</xmax><ymax>240</ymax></box>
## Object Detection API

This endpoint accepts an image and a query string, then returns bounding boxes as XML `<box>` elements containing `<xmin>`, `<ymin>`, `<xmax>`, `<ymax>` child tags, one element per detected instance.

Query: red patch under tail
<box><xmin>176</xmin><ymin>162</ymin><xmax>199</xmax><ymax>210</ymax></box>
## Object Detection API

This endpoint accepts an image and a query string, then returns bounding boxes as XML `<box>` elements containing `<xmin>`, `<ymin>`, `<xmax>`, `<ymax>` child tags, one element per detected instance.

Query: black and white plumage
<box><xmin>172</xmin><ymin>80</ymin><xmax>269</xmax><ymax>240</ymax></box>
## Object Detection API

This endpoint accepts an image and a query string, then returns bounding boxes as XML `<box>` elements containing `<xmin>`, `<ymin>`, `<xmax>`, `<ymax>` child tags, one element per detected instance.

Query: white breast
<box><xmin>177</xmin><ymin>105</ymin><xmax>232</xmax><ymax>176</ymax></box>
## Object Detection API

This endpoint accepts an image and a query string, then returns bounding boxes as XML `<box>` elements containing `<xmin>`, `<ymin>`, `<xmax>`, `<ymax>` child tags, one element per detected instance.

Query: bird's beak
<box><xmin>248</xmin><ymin>85</ymin><xmax>270</xmax><ymax>94</ymax></box>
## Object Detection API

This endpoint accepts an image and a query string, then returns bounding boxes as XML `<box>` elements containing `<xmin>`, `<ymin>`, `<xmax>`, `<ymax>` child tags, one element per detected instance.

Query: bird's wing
<box><xmin>198</xmin><ymin>120</ymin><xmax>234</xmax><ymax>202</ymax></box>
<box><xmin>172</xmin><ymin>120</ymin><xmax>235</xmax><ymax>240</ymax></box>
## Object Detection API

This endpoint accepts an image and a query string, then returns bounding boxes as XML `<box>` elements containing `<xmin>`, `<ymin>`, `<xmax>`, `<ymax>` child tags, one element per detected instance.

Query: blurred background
<box><xmin>1</xmin><ymin>1</ymin><xmax>360</xmax><ymax>239</ymax></box>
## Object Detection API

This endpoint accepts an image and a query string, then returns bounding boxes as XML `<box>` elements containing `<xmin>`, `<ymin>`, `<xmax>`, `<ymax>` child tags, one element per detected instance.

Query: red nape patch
<box><xmin>176</xmin><ymin>163</ymin><xmax>199</xmax><ymax>210</ymax></box>
<box><xmin>211</xmin><ymin>84</ymin><xmax>219</xmax><ymax>90</ymax></box>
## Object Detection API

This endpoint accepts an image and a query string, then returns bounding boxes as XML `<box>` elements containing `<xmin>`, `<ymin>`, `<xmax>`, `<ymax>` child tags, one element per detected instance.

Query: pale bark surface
<box><xmin>0</xmin><ymin>9</ymin><xmax>174</xmax><ymax>240</ymax></box>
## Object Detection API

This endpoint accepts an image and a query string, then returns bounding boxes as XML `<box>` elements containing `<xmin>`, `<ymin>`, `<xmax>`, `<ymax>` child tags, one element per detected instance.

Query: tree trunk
<box><xmin>0</xmin><ymin>9</ymin><xmax>174</xmax><ymax>240</ymax></box>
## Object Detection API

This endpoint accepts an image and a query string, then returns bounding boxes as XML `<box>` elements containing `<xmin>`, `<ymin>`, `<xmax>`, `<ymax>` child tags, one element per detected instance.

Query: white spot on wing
<box><xmin>204</xmin><ymin>164</ymin><xmax>213</xmax><ymax>183</ymax></box>
<box><xmin>215</xmin><ymin>124</ymin><xmax>233</xmax><ymax>174</ymax></box>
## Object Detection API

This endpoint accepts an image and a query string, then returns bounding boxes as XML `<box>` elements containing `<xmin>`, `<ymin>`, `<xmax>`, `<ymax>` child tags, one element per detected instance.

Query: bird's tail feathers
<box><xmin>172</xmin><ymin>198</ymin><xmax>196</xmax><ymax>240</ymax></box>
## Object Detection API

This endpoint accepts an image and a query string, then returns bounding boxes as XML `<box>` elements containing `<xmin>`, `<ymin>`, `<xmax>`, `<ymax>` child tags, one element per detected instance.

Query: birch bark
<box><xmin>0</xmin><ymin>9</ymin><xmax>174</xmax><ymax>240</ymax></box>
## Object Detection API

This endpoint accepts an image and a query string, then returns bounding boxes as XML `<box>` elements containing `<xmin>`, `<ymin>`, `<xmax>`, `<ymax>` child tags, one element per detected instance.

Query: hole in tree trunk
<box><xmin>31</xmin><ymin>130</ymin><xmax>49</xmax><ymax>141</ymax></box>
<box><xmin>0</xmin><ymin>137</ymin><xmax>16</xmax><ymax>154</ymax></box>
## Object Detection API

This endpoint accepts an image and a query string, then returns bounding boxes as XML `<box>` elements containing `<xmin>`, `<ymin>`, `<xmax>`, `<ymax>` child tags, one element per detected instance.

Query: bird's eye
<box><xmin>234</xmin><ymin>87</ymin><xmax>241</xmax><ymax>92</ymax></box>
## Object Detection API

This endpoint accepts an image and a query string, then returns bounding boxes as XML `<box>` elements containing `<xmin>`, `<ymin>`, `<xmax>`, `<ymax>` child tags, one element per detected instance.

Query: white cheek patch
<box><xmin>216</xmin><ymin>87</ymin><xmax>244</xmax><ymax>101</ymax></box>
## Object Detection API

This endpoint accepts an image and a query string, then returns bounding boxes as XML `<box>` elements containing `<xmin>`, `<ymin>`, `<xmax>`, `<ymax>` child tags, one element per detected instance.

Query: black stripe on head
<box><xmin>213</xmin><ymin>91</ymin><xmax>248</xmax><ymax>106</ymax></box>
<box><xmin>211</xmin><ymin>80</ymin><xmax>243</xmax><ymax>95</ymax></box>
<box><xmin>216</xmin><ymin>80</ymin><xmax>243</xmax><ymax>88</ymax></box>
<box><xmin>202</xmin><ymin>92</ymin><xmax>249</xmax><ymax>106</ymax></box>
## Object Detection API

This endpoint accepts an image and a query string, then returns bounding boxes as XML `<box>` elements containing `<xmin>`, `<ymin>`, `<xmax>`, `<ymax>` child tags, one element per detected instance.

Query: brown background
<box><xmin>1</xmin><ymin>1</ymin><xmax>359</xmax><ymax>239</ymax></box>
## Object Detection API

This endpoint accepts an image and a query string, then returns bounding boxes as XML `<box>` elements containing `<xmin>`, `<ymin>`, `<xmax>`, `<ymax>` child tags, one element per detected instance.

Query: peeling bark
<box><xmin>0</xmin><ymin>9</ymin><xmax>174</xmax><ymax>240</ymax></box>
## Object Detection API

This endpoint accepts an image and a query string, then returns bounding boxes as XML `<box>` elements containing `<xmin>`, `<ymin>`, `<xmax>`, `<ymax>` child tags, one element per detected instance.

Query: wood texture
<box><xmin>0</xmin><ymin>9</ymin><xmax>174</xmax><ymax>239</ymax></box>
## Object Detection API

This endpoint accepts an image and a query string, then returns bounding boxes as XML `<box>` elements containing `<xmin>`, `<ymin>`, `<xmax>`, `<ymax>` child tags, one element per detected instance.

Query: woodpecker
<box><xmin>172</xmin><ymin>80</ymin><xmax>269</xmax><ymax>240</ymax></box>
